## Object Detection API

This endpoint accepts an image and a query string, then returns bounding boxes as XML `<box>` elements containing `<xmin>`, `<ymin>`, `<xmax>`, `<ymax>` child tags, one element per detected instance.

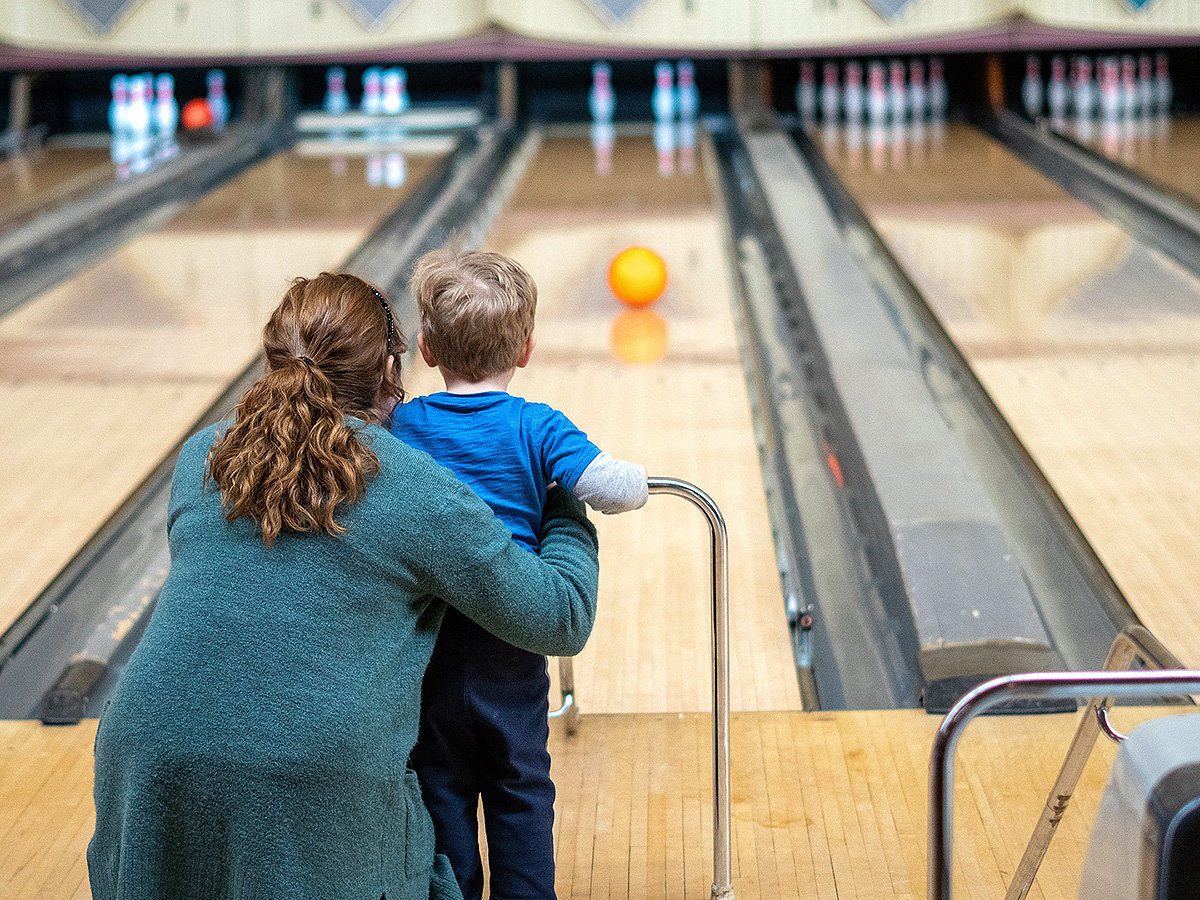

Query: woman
<box><xmin>87</xmin><ymin>273</ymin><xmax>599</xmax><ymax>900</ymax></box>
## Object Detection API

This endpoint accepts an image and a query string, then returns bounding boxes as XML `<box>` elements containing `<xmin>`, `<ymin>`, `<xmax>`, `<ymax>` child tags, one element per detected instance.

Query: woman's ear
<box><xmin>417</xmin><ymin>333</ymin><xmax>438</xmax><ymax>367</ymax></box>
<box><xmin>516</xmin><ymin>332</ymin><xmax>537</xmax><ymax>368</ymax></box>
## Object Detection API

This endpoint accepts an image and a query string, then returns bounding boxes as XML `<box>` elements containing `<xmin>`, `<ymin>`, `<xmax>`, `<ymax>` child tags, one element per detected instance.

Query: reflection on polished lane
<box><xmin>823</xmin><ymin>121</ymin><xmax>1200</xmax><ymax>668</ymax></box>
<box><xmin>0</xmin><ymin>145</ymin><xmax>113</xmax><ymax>229</ymax></box>
<box><xmin>0</xmin><ymin>151</ymin><xmax>438</xmax><ymax>639</ymax></box>
<box><xmin>1072</xmin><ymin>115</ymin><xmax>1200</xmax><ymax>208</ymax></box>
<box><xmin>401</xmin><ymin>133</ymin><xmax>802</xmax><ymax>714</ymax></box>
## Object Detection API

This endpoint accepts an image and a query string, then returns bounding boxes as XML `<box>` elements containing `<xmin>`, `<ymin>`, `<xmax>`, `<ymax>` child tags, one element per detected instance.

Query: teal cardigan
<box><xmin>87</xmin><ymin>421</ymin><xmax>599</xmax><ymax>900</ymax></box>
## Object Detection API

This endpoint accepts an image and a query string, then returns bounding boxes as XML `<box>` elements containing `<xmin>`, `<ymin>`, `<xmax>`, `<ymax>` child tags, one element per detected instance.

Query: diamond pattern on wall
<box><xmin>334</xmin><ymin>0</ymin><xmax>412</xmax><ymax>29</ymax></box>
<box><xmin>581</xmin><ymin>0</ymin><xmax>647</xmax><ymax>26</ymax></box>
<box><xmin>1118</xmin><ymin>0</ymin><xmax>1157</xmax><ymax>8</ymax></box>
<box><xmin>862</xmin><ymin>0</ymin><xmax>916</xmax><ymax>21</ymax></box>
<box><xmin>58</xmin><ymin>0</ymin><xmax>143</xmax><ymax>34</ymax></box>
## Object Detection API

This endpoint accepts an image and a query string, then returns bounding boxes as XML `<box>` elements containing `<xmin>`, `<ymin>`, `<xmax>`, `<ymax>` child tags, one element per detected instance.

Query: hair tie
<box><xmin>300</xmin><ymin>355</ymin><xmax>315</xmax><ymax>365</ymax></box>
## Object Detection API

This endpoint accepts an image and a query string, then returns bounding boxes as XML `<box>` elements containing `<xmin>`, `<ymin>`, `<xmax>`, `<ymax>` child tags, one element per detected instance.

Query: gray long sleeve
<box><xmin>572</xmin><ymin>452</ymin><xmax>648</xmax><ymax>514</ymax></box>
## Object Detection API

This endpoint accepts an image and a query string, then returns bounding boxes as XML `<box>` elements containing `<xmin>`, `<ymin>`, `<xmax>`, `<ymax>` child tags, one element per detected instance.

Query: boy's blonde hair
<box><xmin>410</xmin><ymin>248</ymin><xmax>537</xmax><ymax>381</ymax></box>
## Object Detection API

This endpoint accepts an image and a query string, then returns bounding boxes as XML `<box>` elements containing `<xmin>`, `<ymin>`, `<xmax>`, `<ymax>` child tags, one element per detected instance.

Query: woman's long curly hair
<box><xmin>206</xmin><ymin>273</ymin><xmax>406</xmax><ymax>546</ymax></box>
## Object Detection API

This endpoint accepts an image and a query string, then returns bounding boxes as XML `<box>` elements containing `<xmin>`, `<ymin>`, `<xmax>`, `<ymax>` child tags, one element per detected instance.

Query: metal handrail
<box><xmin>547</xmin><ymin>657</ymin><xmax>578</xmax><ymax>733</ymax></box>
<box><xmin>1001</xmin><ymin>625</ymin><xmax>1183</xmax><ymax>900</ymax></box>
<box><xmin>549</xmin><ymin>476</ymin><xmax>733</xmax><ymax>900</ymax></box>
<box><xmin>928</xmin><ymin>665</ymin><xmax>1200</xmax><ymax>900</ymax></box>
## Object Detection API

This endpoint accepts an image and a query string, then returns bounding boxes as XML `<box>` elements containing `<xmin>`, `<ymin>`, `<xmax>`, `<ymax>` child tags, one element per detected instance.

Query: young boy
<box><xmin>392</xmin><ymin>248</ymin><xmax>646</xmax><ymax>900</ymax></box>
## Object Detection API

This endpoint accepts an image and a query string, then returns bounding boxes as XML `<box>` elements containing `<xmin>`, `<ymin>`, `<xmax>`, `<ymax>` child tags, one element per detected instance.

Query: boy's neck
<box><xmin>440</xmin><ymin>367</ymin><xmax>516</xmax><ymax>395</ymax></box>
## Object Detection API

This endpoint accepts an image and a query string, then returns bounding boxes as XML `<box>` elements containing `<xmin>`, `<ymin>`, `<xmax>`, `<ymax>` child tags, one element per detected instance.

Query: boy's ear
<box><xmin>516</xmin><ymin>332</ymin><xmax>536</xmax><ymax>368</ymax></box>
<box><xmin>417</xmin><ymin>333</ymin><xmax>437</xmax><ymax>367</ymax></box>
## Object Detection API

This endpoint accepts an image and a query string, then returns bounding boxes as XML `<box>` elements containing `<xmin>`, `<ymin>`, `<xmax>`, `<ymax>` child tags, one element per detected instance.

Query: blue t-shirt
<box><xmin>391</xmin><ymin>391</ymin><xmax>601</xmax><ymax>552</ymax></box>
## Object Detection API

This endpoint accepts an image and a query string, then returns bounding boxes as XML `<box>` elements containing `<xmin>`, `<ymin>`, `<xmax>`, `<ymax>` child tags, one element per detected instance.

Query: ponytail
<box><xmin>206</xmin><ymin>273</ymin><xmax>402</xmax><ymax>547</ymax></box>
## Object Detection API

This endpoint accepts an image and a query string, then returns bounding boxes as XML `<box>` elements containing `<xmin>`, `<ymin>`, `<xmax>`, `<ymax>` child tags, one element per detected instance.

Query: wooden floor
<box><xmin>0</xmin><ymin>152</ymin><xmax>437</xmax><ymax>641</ymax></box>
<box><xmin>403</xmin><ymin>134</ymin><xmax>803</xmax><ymax>713</ymax></box>
<box><xmin>4</xmin><ymin>706</ymin><xmax>1189</xmax><ymax>899</ymax></box>
<box><xmin>0</xmin><ymin>145</ymin><xmax>112</xmax><ymax>229</ymax></box>
<box><xmin>1077</xmin><ymin>116</ymin><xmax>1200</xmax><ymax>209</ymax></box>
<box><xmin>826</xmin><ymin>122</ymin><xmax>1200</xmax><ymax>670</ymax></box>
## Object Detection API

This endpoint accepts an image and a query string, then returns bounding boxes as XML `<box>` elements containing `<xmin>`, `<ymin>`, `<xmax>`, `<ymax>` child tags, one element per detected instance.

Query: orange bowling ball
<box><xmin>607</xmin><ymin>246</ymin><xmax>667</xmax><ymax>308</ymax></box>
<box><xmin>610</xmin><ymin>309</ymin><xmax>668</xmax><ymax>364</ymax></box>
<box><xmin>181</xmin><ymin>98</ymin><xmax>213</xmax><ymax>130</ymax></box>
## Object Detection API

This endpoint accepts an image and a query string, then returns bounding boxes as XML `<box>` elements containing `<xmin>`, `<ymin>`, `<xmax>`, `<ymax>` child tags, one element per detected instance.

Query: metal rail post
<box><xmin>928</xmin><ymin>668</ymin><xmax>1200</xmax><ymax>900</ymax></box>
<box><xmin>547</xmin><ymin>477</ymin><xmax>733</xmax><ymax>900</ymax></box>
<box><xmin>647</xmin><ymin>477</ymin><xmax>734</xmax><ymax>900</ymax></box>
<box><xmin>1003</xmin><ymin>626</ymin><xmax>1183</xmax><ymax>900</ymax></box>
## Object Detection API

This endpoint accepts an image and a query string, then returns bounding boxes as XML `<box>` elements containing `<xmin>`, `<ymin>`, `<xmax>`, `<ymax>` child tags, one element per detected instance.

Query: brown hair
<box><xmin>411</xmin><ymin>248</ymin><xmax>537</xmax><ymax>381</ymax></box>
<box><xmin>206</xmin><ymin>272</ymin><xmax>406</xmax><ymax>546</ymax></box>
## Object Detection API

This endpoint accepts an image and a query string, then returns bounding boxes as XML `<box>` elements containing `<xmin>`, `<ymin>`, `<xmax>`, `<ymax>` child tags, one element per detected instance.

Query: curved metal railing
<box><xmin>550</xmin><ymin>476</ymin><xmax>733</xmax><ymax>900</ymax></box>
<box><xmin>928</xmin><ymin>654</ymin><xmax>1200</xmax><ymax>900</ymax></box>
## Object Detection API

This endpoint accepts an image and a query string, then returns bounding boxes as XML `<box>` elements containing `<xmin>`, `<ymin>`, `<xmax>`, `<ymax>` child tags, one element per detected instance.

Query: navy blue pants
<box><xmin>411</xmin><ymin>607</ymin><xmax>556</xmax><ymax>900</ymax></box>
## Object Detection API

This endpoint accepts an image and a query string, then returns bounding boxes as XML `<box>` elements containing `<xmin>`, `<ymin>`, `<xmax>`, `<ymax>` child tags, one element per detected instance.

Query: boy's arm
<box><xmin>538</xmin><ymin>405</ymin><xmax>648</xmax><ymax>515</ymax></box>
<box><xmin>571</xmin><ymin>452</ymin><xmax>648</xmax><ymax>514</ymax></box>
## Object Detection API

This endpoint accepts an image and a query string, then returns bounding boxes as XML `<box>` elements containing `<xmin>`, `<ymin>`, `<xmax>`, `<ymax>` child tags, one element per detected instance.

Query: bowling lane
<box><xmin>1067</xmin><ymin>115</ymin><xmax>1200</xmax><ymax>208</ymax></box>
<box><xmin>0</xmin><ymin>144</ymin><xmax>113</xmax><ymax>228</ymax></box>
<box><xmin>400</xmin><ymin>132</ymin><xmax>802</xmax><ymax>713</ymax></box>
<box><xmin>0</xmin><ymin>149</ymin><xmax>439</xmax><ymax>638</ymax></box>
<box><xmin>821</xmin><ymin>121</ymin><xmax>1200</xmax><ymax>667</ymax></box>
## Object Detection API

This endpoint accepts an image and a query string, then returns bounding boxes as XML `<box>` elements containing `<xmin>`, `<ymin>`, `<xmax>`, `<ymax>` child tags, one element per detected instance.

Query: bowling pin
<box><xmin>653</xmin><ymin>117</ymin><xmax>675</xmax><ymax>176</ymax></box>
<box><xmin>154</xmin><ymin>73</ymin><xmax>179</xmax><ymax>156</ymax></box>
<box><xmin>1137</xmin><ymin>55</ymin><xmax>1154</xmax><ymax>117</ymax></box>
<box><xmin>796</xmin><ymin>61</ymin><xmax>816</xmax><ymax>123</ymax></box>
<box><xmin>324</xmin><ymin>66</ymin><xmax>349</xmax><ymax>115</ymax></box>
<box><xmin>395</xmin><ymin>67</ymin><xmax>410</xmax><ymax>115</ymax></box>
<box><xmin>1120</xmin><ymin>56</ymin><xmax>1136</xmax><ymax>119</ymax></box>
<box><xmin>1154</xmin><ymin>52</ymin><xmax>1173</xmax><ymax>115</ymax></box>
<box><xmin>888</xmin><ymin>59</ymin><xmax>907</xmax><ymax>124</ymax></box>
<box><xmin>206</xmin><ymin>70</ymin><xmax>228</xmax><ymax>131</ymax></box>
<box><xmin>908</xmin><ymin>60</ymin><xmax>927</xmax><ymax>122</ymax></box>
<box><xmin>381</xmin><ymin>68</ymin><xmax>403</xmax><ymax>115</ymax></box>
<box><xmin>1022</xmin><ymin>55</ymin><xmax>1043</xmax><ymax>119</ymax></box>
<box><xmin>1100</xmin><ymin>58</ymin><xmax>1120</xmax><ymax>122</ymax></box>
<box><xmin>843</xmin><ymin>61</ymin><xmax>864</xmax><ymax>125</ymax></box>
<box><xmin>590</xmin><ymin>119</ymin><xmax>614</xmax><ymax>176</ymax></box>
<box><xmin>125</xmin><ymin>74</ymin><xmax>151</xmax><ymax>143</ymax></box>
<box><xmin>109</xmin><ymin>74</ymin><xmax>130</xmax><ymax>138</ymax></box>
<box><xmin>362</xmin><ymin>67</ymin><xmax>383</xmax><ymax>115</ymax></box>
<box><xmin>1073</xmin><ymin>56</ymin><xmax>1096</xmax><ymax>120</ymax></box>
<box><xmin>589</xmin><ymin>61</ymin><xmax>615</xmax><ymax>122</ymax></box>
<box><xmin>676</xmin><ymin>60</ymin><xmax>699</xmax><ymax>121</ymax></box>
<box><xmin>867</xmin><ymin>61</ymin><xmax>887</xmax><ymax>127</ymax></box>
<box><xmin>929</xmin><ymin>57</ymin><xmax>947</xmax><ymax>121</ymax></box>
<box><xmin>1048</xmin><ymin>56</ymin><xmax>1068</xmax><ymax>120</ymax></box>
<box><xmin>652</xmin><ymin>61</ymin><xmax>676</xmax><ymax>122</ymax></box>
<box><xmin>820</xmin><ymin>61</ymin><xmax>840</xmax><ymax>124</ymax></box>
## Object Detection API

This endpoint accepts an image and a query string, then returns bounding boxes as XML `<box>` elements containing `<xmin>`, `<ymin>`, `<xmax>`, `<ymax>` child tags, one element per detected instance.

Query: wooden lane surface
<box><xmin>0</xmin><ymin>152</ymin><xmax>437</xmax><ymax>641</ymax></box>
<box><xmin>3</xmin><ymin>706</ymin><xmax>1189</xmax><ymax>899</ymax></box>
<box><xmin>824</xmin><ymin>123</ymin><xmax>1200</xmax><ymax>670</ymax></box>
<box><xmin>1074</xmin><ymin>116</ymin><xmax>1200</xmax><ymax>209</ymax></box>
<box><xmin>400</xmin><ymin>134</ymin><xmax>802</xmax><ymax>713</ymax></box>
<box><xmin>0</xmin><ymin>146</ymin><xmax>113</xmax><ymax>229</ymax></box>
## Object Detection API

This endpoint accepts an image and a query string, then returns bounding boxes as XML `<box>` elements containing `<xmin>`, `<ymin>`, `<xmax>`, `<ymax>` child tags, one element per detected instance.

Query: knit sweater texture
<box><xmin>87</xmin><ymin>421</ymin><xmax>600</xmax><ymax>900</ymax></box>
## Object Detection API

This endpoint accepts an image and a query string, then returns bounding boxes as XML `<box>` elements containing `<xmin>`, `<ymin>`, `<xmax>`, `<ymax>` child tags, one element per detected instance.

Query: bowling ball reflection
<box><xmin>610</xmin><ymin>309</ymin><xmax>668</xmax><ymax>364</ymax></box>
